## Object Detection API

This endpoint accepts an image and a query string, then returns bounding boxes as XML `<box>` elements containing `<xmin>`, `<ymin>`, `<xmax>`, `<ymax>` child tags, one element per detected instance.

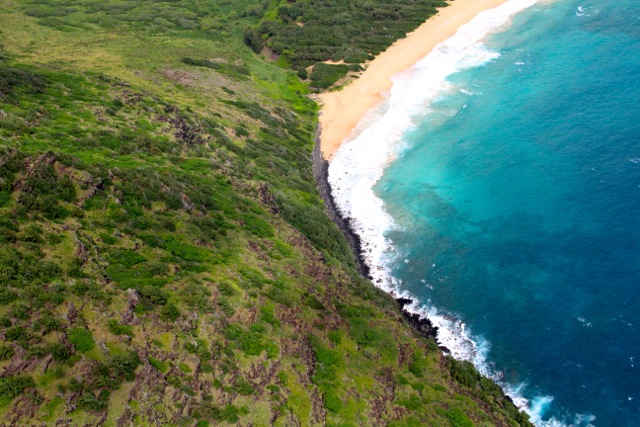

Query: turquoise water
<box><xmin>329</xmin><ymin>0</ymin><xmax>640</xmax><ymax>425</ymax></box>
<box><xmin>376</xmin><ymin>1</ymin><xmax>640</xmax><ymax>425</ymax></box>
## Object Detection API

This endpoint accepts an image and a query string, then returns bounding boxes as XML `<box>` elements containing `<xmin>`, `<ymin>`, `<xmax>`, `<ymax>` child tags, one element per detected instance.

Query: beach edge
<box><xmin>312</xmin><ymin>129</ymin><xmax>371</xmax><ymax>278</ymax></box>
<box><xmin>318</xmin><ymin>0</ymin><xmax>512</xmax><ymax>160</ymax></box>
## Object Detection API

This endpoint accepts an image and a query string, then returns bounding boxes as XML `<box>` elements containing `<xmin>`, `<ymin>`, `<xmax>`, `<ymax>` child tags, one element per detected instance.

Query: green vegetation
<box><xmin>309</xmin><ymin>63</ymin><xmax>351</xmax><ymax>90</ymax></box>
<box><xmin>246</xmin><ymin>0</ymin><xmax>447</xmax><ymax>88</ymax></box>
<box><xmin>0</xmin><ymin>376</ymin><xmax>35</xmax><ymax>406</ymax></box>
<box><xmin>68</xmin><ymin>327</ymin><xmax>95</xmax><ymax>352</ymax></box>
<box><xmin>0</xmin><ymin>1</ymin><xmax>531</xmax><ymax>426</ymax></box>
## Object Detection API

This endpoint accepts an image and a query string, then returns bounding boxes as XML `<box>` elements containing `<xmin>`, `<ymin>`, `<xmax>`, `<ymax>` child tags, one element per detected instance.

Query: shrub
<box><xmin>235</xmin><ymin>377</ymin><xmax>254</xmax><ymax>395</ymax></box>
<box><xmin>260</xmin><ymin>304</ymin><xmax>279</xmax><ymax>327</ymax></box>
<box><xmin>66</xmin><ymin>257</ymin><xmax>86</xmax><ymax>278</ymax></box>
<box><xmin>77</xmin><ymin>390</ymin><xmax>109</xmax><ymax>412</ymax></box>
<box><xmin>304</xmin><ymin>294</ymin><xmax>325</xmax><ymax>310</ymax></box>
<box><xmin>182</xmin><ymin>57</ymin><xmax>250</xmax><ymax>79</ymax></box>
<box><xmin>217</xmin><ymin>298</ymin><xmax>234</xmax><ymax>317</ymax></box>
<box><xmin>447</xmin><ymin>407</ymin><xmax>475</xmax><ymax>427</ymax></box>
<box><xmin>309</xmin><ymin>63</ymin><xmax>349</xmax><ymax>89</ymax></box>
<box><xmin>9</xmin><ymin>304</ymin><xmax>29</xmax><ymax>320</ymax></box>
<box><xmin>68</xmin><ymin>378</ymin><xmax>84</xmax><ymax>393</ymax></box>
<box><xmin>108</xmin><ymin>249</ymin><xmax>146</xmax><ymax>268</ymax></box>
<box><xmin>348</xmin><ymin>318</ymin><xmax>382</xmax><ymax>346</ymax></box>
<box><xmin>161</xmin><ymin>239</ymin><xmax>207</xmax><ymax>262</ymax></box>
<box><xmin>266</xmin><ymin>286</ymin><xmax>292</xmax><ymax>307</ymax></box>
<box><xmin>312</xmin><ymin>345</ymin><xmax>343</xmax><ymax>387</ymax></box>
<box><xmin>184</xmin><ymin>339</ymin><xmax>211</xmax><ymax>362</ymax></box>
<box><xmin>324</xmin><ymin>391</ymin><xmax>341</xmax><ymax>412</ymax></box>
<box><xmin>398</xmin><ymin>393</ymin><xmax>422</xmax><ymax>411</ymax></box>
<box><xmin>108</xmin><ymin>320</ymin><xmax>134</xmax><ymax>337</ymax></box>
<box><xmin>0</xmin><ymin>289</ymin><xmax>18</xmax><ymax>305</ymax></box>
<box><xmin>411</xmin><ymin>382</ymin><xmax>425</xmax><ymax>392</ymax></box>
<box><xmin>100</xmin><ymin>233</ymin><xmax>118</xmax><ymax>245</ymax></box>
<box><xmin>241</xmin><ymin>213</ymin><xmax>274</xmax><ymax>238</ymax></box>
<box><xmin>0</xmin><ymin>64</ymin><xmax>46</xmax><ymax>101</ymax></box>
<box><xmin>239</xmin><ymin>267</ymin><xmax>270</xmax><ymax>289</ymax></box>
<box><xmin>57</xmin><ymin>174</ymin><xmax>77</xmax><ymax>202</ymax></box>
<box><xmin>447</xmin><ymin>357</ymin><xmax>480</xmax><ymax>388</ymax></box>
<box><xmin>0</xmin><ymin>221</ymin><xmax>17</xmax><ymax>243</ymax></box>
<box><xmin>409</xmin><ymin>351</ymin><xmax>426</xmax><ymax>378</ymax></box>
<box><xmin>315</xmin><ymin>347</ymin><xmax>343</xmax><ymax>369</ymax></box>
<box><xmin>20</xmin><ymin>223</ymin><xmax>43</xmax><ymax>243</ymax></box>
<box><xmin>160</xmin><ymin>302</ymin><xmax>180</xmax><ymax>321</ymax></box>
<box><xmin>328</xmin><ymin>330</ymin><xmax>342</xmax><ymax>345</ymax></box>
<box><xmin>27</xmin><ymin>345</ymin><xmax>47</xmax><ymax>359</ymax></box>
<box><xmin>218</xmin><ymin>281</ymin><xmax>235</xmax><ymax>296</ymax></box>
<box><xmin>0</xmin><ymin>247</ymin><xmax>63</xmax><ymax>287</ymax></box>
<box><xmin>5</xmin><ymin>325</ymin><xmax>28</xmax><ymax>342</ymax></box>
<box><xmin>51</xmin><ymin>366</ymin><xmax>65</xmax><ymax>379</ymax></box>
<box><xmin>195</xmin><ymin>402</ymin><xmax>241</xmax><ymax>423</ymax></box>
<box><xmin>180</xmin><ymin>282</ymin><xmax>213</xmax><ymax>313</ymax></box>
<box><xmin>49</xmin><ymin>343</ymin><xmax>71</xmax><ymax>361</ymax></box>
<box><xmin>108</xmin><ymin>352</ymin><xmax>141</xmax><ymax>381</ymax></box>
<box><xmin>68</xmin><ymin>327</ymin><xmax>95</xmax><ymax>352</ymax></box>
<box><xmin>148</xmin><ymin>356</ymin><xmax>168</xmax><ymax>373</ymax></box>
<box><xmin>223</xmin><ymin>323</ymin><xmax>278</xmax><ymax>358</ymax></box>
<box><xmin>138</xmin><ymin>286</ymin><xmax>168</xmax><ymax>307</ymax></box>
<box><xmin>41</xmin><ymin>314</ymin><xmax>63</xmax><ymax>333</ymax></box>
<box><xmin>0</xmin><ymin>375</ymin><xmax>34</xmax><ymax>406</ymax></box>
<box><xmin>0</xmin><ymin>345</ymin><xmax>15</xmax><ymax>360</ymax></box>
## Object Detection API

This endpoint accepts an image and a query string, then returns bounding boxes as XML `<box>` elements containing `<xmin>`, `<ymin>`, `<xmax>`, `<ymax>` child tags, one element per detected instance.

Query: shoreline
<box><xmin>313</xmin><ymin>0</ymin><xmax>543</xmax><ymax>423</ymax></box>
<box><xmin>312</xmin><ymin>131</ymin><xmax>371</xmax><ymax>279</ymax></box>
<box><xmin>312</xmin><ymin>133</ymin><xmax>441</xmax><ymax>342</ymax></box>
<box><xmin>318</xmin><ymin>0</ymin><xmax>511</xmax><ymax>160</ymax></box>
<box><xmin>313</xmin><ymin>136</ymin><xmax>531</xmax><ymax>413</ymax></box>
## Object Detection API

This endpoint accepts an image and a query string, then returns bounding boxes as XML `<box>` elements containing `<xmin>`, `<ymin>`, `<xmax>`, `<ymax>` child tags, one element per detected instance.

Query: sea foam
<box><xmin>325</xmin><ymin>0</ymin><xmax>591</xmax><ymax>425</ymax></box>
<box><xmin>329</xmin><ymin>0</ymin><xmax>540</xmax><ymax>293</ymax></box>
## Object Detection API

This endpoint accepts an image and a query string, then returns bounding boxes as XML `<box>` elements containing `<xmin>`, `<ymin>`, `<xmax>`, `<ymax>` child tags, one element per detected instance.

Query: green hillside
<box><xmin>0</xmin><ymin>1</ymin><xmax>532</xmax><ymax>426</ymax></box>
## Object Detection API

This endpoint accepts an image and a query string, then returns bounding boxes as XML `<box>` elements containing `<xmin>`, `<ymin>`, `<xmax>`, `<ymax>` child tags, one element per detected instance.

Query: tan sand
<box><xmin>318</xmin><ymin>0</ymin><xmax>511</xmax><ymax>160</ymax></box>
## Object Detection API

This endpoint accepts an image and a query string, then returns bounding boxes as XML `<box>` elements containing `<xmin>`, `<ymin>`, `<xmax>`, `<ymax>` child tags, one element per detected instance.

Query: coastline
<box><xmin>314</xmin><ymin>0</ymin><xmax>544</xmax><ymax>423</ymax></box>
<box><xmin>318</xmin><ymin>0</ymin><xmax>511</xmax><ymax>160</ymax></box>
<box><xmin>311</xmin><ymin>134</ymin><xmax>371</xmax><ymax>278</ymax></box>
<box><xmin>312</xmin><ymin>134</ymin><xmax>441</xmax><ymax>343</ymax></box>
<box><xmin>313</xmin><ymin>134</ymin><xmax>526</xmax><ymax>417</ymax></box>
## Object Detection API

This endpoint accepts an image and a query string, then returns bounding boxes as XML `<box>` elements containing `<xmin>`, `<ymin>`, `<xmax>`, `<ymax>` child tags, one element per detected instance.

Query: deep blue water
<box><xmin>375</xmin><ymin>1</ymin><xmax>640</xmax><ymax>425</ymax></box>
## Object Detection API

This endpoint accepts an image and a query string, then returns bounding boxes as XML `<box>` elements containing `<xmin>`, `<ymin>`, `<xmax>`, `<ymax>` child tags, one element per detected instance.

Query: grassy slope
<box><xmin>0</xmin><ymin>1</ymin><xmax>531</xmax><ymax>426</ymax></box>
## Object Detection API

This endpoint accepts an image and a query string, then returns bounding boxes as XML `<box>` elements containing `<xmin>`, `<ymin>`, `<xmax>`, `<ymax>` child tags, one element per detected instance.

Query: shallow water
<box><xmin>329</xmin><ymin>0</ymin><xmax>640</xmax><ymax>425</ymax></box>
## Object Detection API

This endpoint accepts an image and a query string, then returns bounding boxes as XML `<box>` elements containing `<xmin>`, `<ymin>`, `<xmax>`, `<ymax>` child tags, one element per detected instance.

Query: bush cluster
<box><xmin>247</xmin><ymin>0</ymin><xmax>447</xmax><ymax>88</ymax></box>
<box><xmin>0</xmin><ymin>375</ymin><xmax>35</xmax><ymax>406</ymax></box>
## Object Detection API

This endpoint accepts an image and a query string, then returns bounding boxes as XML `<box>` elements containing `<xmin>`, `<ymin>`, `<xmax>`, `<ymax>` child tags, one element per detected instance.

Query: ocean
<box><xmin>327</xmin><ymin>0</ymin><xmax>640</xmax><ymax>425</ymax></box>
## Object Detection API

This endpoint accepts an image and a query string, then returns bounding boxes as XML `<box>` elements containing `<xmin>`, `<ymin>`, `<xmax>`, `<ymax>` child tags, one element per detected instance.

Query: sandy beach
<box><xmin>318</xmin><ymin>0</ymin><xmax>511</xmax><ymax>160</ymax></box>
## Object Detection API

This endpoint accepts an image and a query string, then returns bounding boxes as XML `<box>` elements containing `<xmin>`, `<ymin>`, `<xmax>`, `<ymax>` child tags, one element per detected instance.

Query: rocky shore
<box><xmin>312</xmin><ymin>134</ymin><xmax>533</xmax><ymax>426</ymax></box>
<box><xmin>312</xmin><ymin>134</ymin><xmax>442</xmax><ymax>344</ymax></box>
<box><xmin>312</xmin><ymin>132</ymin><xmax>371</xmax><ymax>279</ymax></box>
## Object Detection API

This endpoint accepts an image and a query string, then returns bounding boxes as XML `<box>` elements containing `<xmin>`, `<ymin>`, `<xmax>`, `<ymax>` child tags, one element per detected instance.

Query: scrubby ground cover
<box><xmin>245</xmin><ymin>0</ymin><xmax>448</xmax><ymax>88</ymax></box>
<box><xmin>0</xmin><ymin>1</ymin><xmax>531</xmax><ymax>426</ymax></box>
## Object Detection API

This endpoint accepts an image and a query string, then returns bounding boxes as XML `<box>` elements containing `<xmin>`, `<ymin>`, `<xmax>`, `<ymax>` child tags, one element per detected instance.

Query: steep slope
<box><xmin>0</xmin><ymin>1</ymin><xmax>531</xmax><ymax>426</ymax></box>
